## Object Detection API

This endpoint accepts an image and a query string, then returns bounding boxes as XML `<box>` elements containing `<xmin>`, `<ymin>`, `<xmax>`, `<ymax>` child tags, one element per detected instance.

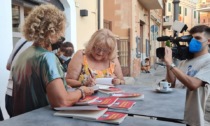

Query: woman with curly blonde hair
<box><xmin>66</xmin><ymin>29</ymin><xmax>125</xmax><ymax>87</ymax></box>
<box><xmin>11</xmin><ymin>4</ymin><xmax>94</xmax><ymax>117</ymax></box>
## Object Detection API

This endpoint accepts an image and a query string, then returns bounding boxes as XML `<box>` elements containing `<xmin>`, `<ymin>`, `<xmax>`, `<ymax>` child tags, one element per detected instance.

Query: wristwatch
<box><xmin>169</xmin><ymin>63</ymin><xmax>176</xmax><ymax>70</ymax></box>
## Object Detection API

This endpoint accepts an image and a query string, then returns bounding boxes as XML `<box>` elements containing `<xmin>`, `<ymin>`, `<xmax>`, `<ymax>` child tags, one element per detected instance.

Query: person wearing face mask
<box><xmin>11</xmin><ymin>4</ymin><xmax>94</xmax><ymax>117</ymax></box>
<box><xmin>66</xmin><ymin>29</ymin><xmax>125</xmax><ymax>87</ymax></box>
<box><xmin>57</xmin><ymin>42</ymin><xmax>74</xmax><ymax>72</ymax></box>
<box><xmin>164</xmin><ymin>25</ymin><xmax>210</xmax><ymax>126</ymax></box>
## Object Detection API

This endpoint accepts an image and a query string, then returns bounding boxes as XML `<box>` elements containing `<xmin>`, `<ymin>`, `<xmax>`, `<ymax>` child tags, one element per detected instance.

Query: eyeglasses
<box><xmin>94</xmin><ymin>46</ymin><xmax>111</xmax><ymax>54</ymax></box>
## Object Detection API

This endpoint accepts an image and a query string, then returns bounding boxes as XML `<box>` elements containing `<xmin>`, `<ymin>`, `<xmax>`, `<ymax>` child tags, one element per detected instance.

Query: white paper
<box><xmin>95</xmin><ymin>78</ymin><xmax>113</xmax><ymax>85</ymax></box>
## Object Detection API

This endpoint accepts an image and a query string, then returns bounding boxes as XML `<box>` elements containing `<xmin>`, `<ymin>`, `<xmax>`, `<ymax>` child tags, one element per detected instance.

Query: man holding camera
<box><xmin>164</xmin><ymin>25</ymin><xmax>210</xmax><ymax>126</ymax></box>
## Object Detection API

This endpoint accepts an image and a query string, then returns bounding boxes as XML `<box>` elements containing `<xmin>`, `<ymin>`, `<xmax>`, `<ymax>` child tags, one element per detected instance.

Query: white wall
<box><xmin>0</xmin><ymin>1</ymin><xmax>13</xmax><ymax>119</ymax></box>
<box><xmin>60</xmin><ymin>0</ymin><xmax>77</xmax><ymax>51</ymax></box>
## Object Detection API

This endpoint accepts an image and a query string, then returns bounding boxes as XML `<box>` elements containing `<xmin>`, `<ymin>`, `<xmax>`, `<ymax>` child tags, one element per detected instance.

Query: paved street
<box><xmin>124</xmin><ymin>66</ymin><xmax>166</xmax><ymax>86</ymax></box>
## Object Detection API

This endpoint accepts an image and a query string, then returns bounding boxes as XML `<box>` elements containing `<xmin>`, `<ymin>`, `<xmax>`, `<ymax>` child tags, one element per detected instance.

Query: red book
<box><xmin>109</xmin><ymin>100</ymin><xmax>136</xmax><ymax>110</ymax></box>
<box><xmin>111</xmin><ymin>92</ymin><xmax>144</xmax><ymax>100</ymax></box>
<box><xmin>89</xmin><ymin>97</ymin><xmax>119</xmax><ymax>107</ymax></box>
<box><xmin>75</xmin><ymin>96</ymin><xmax>99</xmax><ymax>105</ymax></box>
<box><xmin>73</xmin><ymin>111</ymin><xmax>127</xmax><ymax>124</ymax></box>
<box><xmin>97</xmin><ymin>111</ymin><xmax>127</xmax><ymax>124</ymax></box>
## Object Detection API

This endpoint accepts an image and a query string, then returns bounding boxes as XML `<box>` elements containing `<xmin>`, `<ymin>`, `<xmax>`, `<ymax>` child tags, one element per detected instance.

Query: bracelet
<box><xmin>77</xmin><ymin>88</ymin><xmax>85</xmax><ymax>99</ymax></box>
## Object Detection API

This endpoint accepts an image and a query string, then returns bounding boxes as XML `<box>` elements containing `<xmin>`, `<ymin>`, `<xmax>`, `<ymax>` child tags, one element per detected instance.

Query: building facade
<box><xmin>197</xmin><ymin>0</ymin><xmax>210</xmax><ymax>26</ymax></box>
<box><xmin>104</xmin><ymin>0</ymin><xmax>165</xmax><ymax>77</ymax></box>
<box><xmin>164</xmin><ymin>0</ymin><xmax>198</xmax><ymax>37</ymax></box>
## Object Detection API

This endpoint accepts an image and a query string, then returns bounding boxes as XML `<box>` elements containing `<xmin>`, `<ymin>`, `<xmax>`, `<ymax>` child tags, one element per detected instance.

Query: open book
<box><xmin>98</xmin><ymin>87</ymin><xmax>123</xmax><ymax>94</ymax></box>
<box><xmin>89</xmin><ymin>97</ymin><xmax>119</xmax><ymax>107</ymax></box>
<box><xmin>74</xmin><ymin>111</ymin><xmax>127</xmax><ymax>124</ymax></box>
<box><xmin>109</xmin><ymin>100</ymin><xmax>136</xmax><ymax>110</ymax></box>
<box><xmin>111</xmin><ymin>92</ymin><xmax>144</xmax><ymax>100</ymax></box>
<box><xmin>96</xmin><ymin>78</ymin><xmax>113</xmax><ymax>86</ymax></box>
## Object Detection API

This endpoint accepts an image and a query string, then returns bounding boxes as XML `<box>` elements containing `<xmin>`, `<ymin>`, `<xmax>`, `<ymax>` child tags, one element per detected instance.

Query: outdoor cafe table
<box><xmin>0</xmin><ymin>106</ymin><xmax>185</xmax><ymax>126</ymax></box>
<box><xmin>97</xmin><ymin>85</ymin><xmax>186</xmax><ymax>122</ymax></box>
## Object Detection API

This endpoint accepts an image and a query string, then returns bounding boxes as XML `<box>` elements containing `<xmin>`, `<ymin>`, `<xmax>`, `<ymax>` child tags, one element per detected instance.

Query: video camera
<box><xmin>156</xmin><ymin>20</ymin><xmax>194</xmax><ymax>60</ymax></box>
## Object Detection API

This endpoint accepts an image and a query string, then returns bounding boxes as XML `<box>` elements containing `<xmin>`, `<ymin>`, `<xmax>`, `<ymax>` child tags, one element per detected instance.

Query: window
<box><xmin>194</xmin><ymin>11</ymin><xmax>196</xmax><ymax>18</ymax></box>
<box><xmin>179</xmin><ymin>6</ymin><xmax>182</xmax><ymax>14</ymax></box>
<box><xmin>185</xmin><ymin>8</ymin><xmax>187</xmax><ymax>16</ymax></box>
<box><xmin>12</xmin><ymin>5</ymin><xmax>20</xmax><ymax>32</ymax></box>
<box><xmin>168</xmin><ymin>3</ymin><xmax>171</xmax><ymax>12</ymax></box>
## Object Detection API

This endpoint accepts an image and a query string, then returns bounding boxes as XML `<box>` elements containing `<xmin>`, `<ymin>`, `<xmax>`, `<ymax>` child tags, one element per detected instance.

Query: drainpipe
<box><xmin>172</xmin><ymin>0</ymin><xmax>180</xmax><ymax>37</ymax></box>
<box><xmin>98</xmin><ymin>0</ymin><xmax>101</xmax><ymax>29</ymax></box>
<box><xmin>172</xmin><ymin>0</ymin><xmax>180</xmax><ymax>65</ymax></box>
<box><xmin>173</xmin><ymin>0</ymin><xmax>180</xmax><ymax>21</ymax></box>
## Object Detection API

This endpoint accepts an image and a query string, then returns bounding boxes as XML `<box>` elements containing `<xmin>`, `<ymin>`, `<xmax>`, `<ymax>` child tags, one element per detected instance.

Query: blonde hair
<box><xmin>22</xmin><ymin>4</ymin><xmax>66</xmax><ymax>46</ymax></box>
<box><xmin>85</xmin><ymin>29</ymin><xmax>117</xmax><ymax>60</ymax></box>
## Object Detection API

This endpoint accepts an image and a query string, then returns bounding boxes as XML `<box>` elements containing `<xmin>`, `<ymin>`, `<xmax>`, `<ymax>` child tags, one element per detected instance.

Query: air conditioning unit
<box><xmin>163</xmin><ymin>16</ymin><xmax>173</xmax><ymax>29</ymax></box>
<box><xmin>163</xmin><ymin>16</ymin><xmax>170</xmax><ymax>22</ymax></box>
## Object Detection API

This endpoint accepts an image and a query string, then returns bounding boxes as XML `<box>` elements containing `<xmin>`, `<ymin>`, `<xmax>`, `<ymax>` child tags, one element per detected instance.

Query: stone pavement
<box><xmin>124</xmin><ymin>66</ymin><xmax>166</xmax><ymax>86</ymax></box>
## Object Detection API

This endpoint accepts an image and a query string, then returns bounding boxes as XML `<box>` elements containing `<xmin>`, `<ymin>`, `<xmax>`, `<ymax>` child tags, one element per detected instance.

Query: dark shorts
<box><xmin>0</xmin><ymin>108</ymin><xmax>3</xmax><ymax>121</ymax></box>
<box><xmin>5</xmin><ymin>94</ymin><xmax>13</xmax><ymax>117</ymax></box>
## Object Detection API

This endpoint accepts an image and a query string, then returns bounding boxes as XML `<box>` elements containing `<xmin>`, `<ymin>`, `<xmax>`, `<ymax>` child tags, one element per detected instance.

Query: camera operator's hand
<box><xmin>164</xmin><ymin>46</ymin><xmax>173</xmax><ymax>65</ymax></box>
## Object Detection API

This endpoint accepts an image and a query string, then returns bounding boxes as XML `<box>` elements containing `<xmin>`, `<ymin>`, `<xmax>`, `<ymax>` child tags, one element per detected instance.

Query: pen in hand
<box><xmin>87</xmin><ymin>68</ymin><xmax>95</xmax><ymax>87</ymax></box>
<box><xmin>88</xmin><ymin>68</ymin><xmax>94</xmax><ymax>78</ymax></box>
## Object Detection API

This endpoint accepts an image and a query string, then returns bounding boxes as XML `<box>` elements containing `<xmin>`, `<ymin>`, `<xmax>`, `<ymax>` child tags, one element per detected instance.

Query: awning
<box><xmin>197</xmin><ymin>7</ymin><xmax>210</xmax><ymax>12</ymax></box>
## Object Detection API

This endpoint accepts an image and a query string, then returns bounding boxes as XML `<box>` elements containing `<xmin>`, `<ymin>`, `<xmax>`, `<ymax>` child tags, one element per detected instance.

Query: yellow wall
<box><xmin>150</xmin><ymin>9</ymin><xmax>163</xmax><ymax>65</ymax></box>
<box><xmin>75</xmin><ymin>0</ymin><xmax>102</xmax><ymax>50</ymax></box>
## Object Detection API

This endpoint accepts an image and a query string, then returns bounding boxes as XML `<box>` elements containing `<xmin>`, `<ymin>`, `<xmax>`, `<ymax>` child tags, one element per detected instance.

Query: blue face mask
<box><xmin>189</xmin><ymin>38</ymin><xmax>203</xmax><ymax>53</ymax></box>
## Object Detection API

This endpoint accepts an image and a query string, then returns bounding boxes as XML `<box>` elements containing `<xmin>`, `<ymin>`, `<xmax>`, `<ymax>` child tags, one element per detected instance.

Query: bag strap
<box><xmin>11</xmin><ymin>40</ymin><xmax>27</xmax><ymax>62</ymax></box>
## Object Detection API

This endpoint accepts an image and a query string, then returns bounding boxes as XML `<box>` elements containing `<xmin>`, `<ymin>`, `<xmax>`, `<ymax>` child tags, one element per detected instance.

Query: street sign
<box><xmin>151</xmin><ymin>25</ymin><xmax>158</xmax><ymax>33</ymax></box>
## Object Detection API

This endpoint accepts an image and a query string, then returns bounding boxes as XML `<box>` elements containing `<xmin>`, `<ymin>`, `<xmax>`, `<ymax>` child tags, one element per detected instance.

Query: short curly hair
<box><xmin>22</xmin><ymin>4</ymin><xmax>66</xmax><ymax>46</ymax></box>
<box><xmin>85</xmin><ymin>29</ymin><xmax>117</xmax><ymax>60</ymax></box>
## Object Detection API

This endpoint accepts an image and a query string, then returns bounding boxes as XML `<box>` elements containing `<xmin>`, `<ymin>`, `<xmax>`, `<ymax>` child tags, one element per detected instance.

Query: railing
<box><xmin>197</xmin><ymin>3</ymin><xmax>210</xmax><ymax>9</ymax></box>
<box><xmin>117</xmin><ymin>39</ymin><xmax>129</xmax><ymax>67</ymax></box>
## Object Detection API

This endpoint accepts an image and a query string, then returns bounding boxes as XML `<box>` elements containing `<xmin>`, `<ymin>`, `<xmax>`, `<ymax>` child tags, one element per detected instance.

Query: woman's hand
<box><xmin>83</xmin><ymin>76</ymin><xmax>96</xmax><ymax>87</ymax></box>
<box><xmin>112</xmin><ymin>78</ymin><xmax>121</xmax><ymax>85</ymax></box>
<box><xmin>80</xmin><ymin>86</ymin><xmax>94</xmax><ymax>96</ymax></box>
